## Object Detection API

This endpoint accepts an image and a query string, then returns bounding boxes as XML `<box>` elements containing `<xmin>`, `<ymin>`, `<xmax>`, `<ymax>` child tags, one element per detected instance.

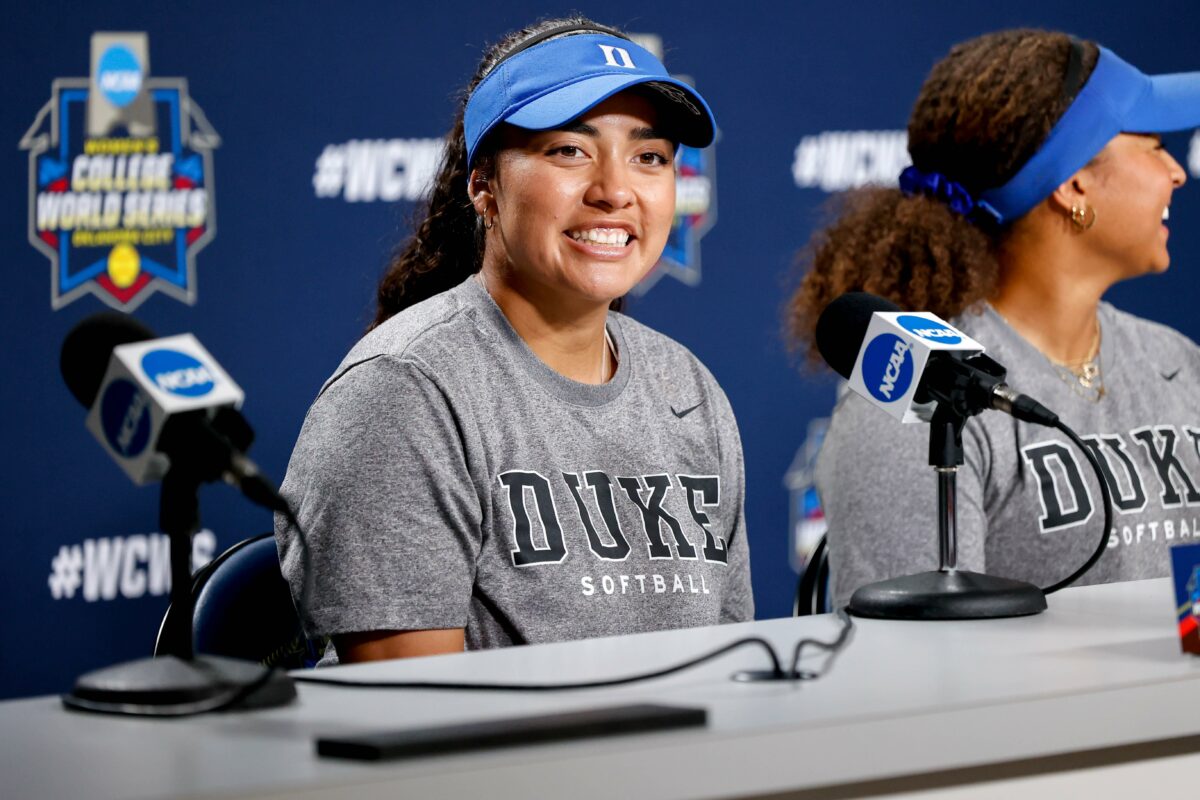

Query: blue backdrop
<box><xmin>4</xmin><ymin>0</ymin><xmax>1199</xmax><ymax>699</ymax></box>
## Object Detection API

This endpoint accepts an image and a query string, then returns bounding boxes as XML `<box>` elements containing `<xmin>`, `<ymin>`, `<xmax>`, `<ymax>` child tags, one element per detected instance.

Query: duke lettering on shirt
<box><xmin>1022</xmin><ymin>424</ymin><xmax>1200</xmax><ymax>534</ymax></box>
<box><xmin>497</xmin><ymin>470</ymin><xmax>729</xmax><ymax>568</ymax></box>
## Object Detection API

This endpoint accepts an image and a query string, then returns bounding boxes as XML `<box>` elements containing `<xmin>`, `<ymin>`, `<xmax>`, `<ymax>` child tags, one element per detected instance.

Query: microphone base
<box><xmin>62</xmin><ymin>654</ymin><xmax>296</xmax><ymax>717</ymax></box>
<box><xmin>847</xmin><ymin>570</ymin><xmax>1047</xmax><ymax>620</ymax></box>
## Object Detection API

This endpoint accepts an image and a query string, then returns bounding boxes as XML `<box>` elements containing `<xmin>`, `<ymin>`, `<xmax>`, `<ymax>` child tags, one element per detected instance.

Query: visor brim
<box><xmin>505</xmin><ymin>74</ymin><xmax>715</xmax><ymax>148</ymax></box>
<box><xmin>1126</xmin><ymin>71</ymin><xmax>1200</xmax><ymax>133</ymax></box>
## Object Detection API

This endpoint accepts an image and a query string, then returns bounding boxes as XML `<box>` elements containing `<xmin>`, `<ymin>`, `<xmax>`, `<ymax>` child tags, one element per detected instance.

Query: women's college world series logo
<box><xmin>626</xmin><ymin>33</ymin><xmax>715</xmax><ymax>297</ymax></box>
<box><xmin>633</xmin><ymin>141</ymin><xmax>716</xmax><ymax>296</ymax></box>
<box><xmin>20</xmin><ymin>32</ymin><xmax>220</xmax><ymax>311</ymax></box>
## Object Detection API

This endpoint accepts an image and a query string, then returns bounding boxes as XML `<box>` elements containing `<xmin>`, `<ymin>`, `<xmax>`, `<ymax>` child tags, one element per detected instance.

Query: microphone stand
<box><xmin>847</xmin><ymin>378</ymin><xmax>1047</xmax><ymax>620</ymax></box>
<box><xmin>62</xmin><ymin>427</ymin><xmax>296</xmax><ymax>716</ymax></box>
<box><xmin>157</xmin><ymin>469</ymin><xmax>202</xmax><ymax>660</ymax></box>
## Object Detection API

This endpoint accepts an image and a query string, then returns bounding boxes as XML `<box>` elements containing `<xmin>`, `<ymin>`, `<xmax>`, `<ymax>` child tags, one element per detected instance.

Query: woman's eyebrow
<box><xmin>549</xmin><ymin>123</ymin><xmax>672</xmax><ymax>141</ymax></box>
<box><xmin>554</xmin><ymin>122</ymin><xmax>599</xmax><ymax>136</ymax></box>
<box><xmin>630</xmin><ymin>126</ymin><xmax>673</xmax><ymax>142</ymax></box>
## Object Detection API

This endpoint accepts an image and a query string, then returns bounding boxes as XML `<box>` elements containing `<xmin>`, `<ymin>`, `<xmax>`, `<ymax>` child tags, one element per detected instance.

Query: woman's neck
<box><xmin>992</xmin><ymin>223</ymin><xmax>1108</xmax><ymax>364</ymax></box>
<box><xmin>478</xmin><ymin>269</ymin><xmax>615</xmax><ymax>385</ymax></box>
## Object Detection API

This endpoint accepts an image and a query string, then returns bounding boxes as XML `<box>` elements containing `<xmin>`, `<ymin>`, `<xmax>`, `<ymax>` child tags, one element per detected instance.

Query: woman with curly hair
<box><xmin>789</xmin><ymin>30</ymin><xmax>1200</xmax><ymax>607</ymax></box>
<box><xmin>276</xmin><ymin>17</ymin><xmax>752</xmax><ymax>663</ymax></box>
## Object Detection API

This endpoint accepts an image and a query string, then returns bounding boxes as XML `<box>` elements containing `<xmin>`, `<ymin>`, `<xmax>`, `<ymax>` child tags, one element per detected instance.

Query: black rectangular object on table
<box><xmin>316</xmin><ymin>703</ymin><xmax>707</xmax><ymax>761</ymax></box>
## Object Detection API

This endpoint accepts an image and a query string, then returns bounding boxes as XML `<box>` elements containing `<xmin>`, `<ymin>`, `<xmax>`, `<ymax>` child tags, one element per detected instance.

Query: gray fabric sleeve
<box><xmin>275</xmin><ymin>354</ymin><xmax>483</xmax><ymax>637</ymax></box>
<box><xmin>817</xmin><ymin>390</ymin><xmax>988</xmax><ymax>607</ymax></box>
<box><xmin>710</xmin><ymin>379</ymin><xmax>754</xmax><ymax>622</ymax></box>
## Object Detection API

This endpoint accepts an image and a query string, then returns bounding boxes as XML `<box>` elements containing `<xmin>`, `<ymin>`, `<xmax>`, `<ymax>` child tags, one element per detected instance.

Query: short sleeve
<box><xmin>274</xmin><ymin>355</ymin><xmax>483</xmax><ymax>637</ymax></box>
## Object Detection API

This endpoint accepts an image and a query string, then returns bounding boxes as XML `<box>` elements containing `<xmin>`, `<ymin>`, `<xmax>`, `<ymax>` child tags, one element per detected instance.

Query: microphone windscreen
<box><xmin>815</xmin><ymin>292</ymin><xmax>901</xmax><ymax>379</ymax></box>
<box><xmin>61</xmin><ymin>312</ymin><xmax>156</xmax><ymax>408</ymax></box>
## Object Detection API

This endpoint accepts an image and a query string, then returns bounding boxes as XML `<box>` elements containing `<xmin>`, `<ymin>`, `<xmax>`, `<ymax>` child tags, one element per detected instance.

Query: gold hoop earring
<box><xmin>1070</xmin><ymin>204</ymin><xmax>1097</xmax><ymax>231</ymax></box>
<box><xmin>483</xmin><ymin>216</ymin><xmax>495</xmax><ymax>231</ymax></box>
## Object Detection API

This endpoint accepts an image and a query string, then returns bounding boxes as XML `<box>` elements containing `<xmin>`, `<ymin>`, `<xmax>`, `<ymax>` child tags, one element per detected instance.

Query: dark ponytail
<box><xmin>788</xmin><ymin>30</ymin><xmax>1099</xmax><ymax>364</ymax></box>
<box><xmin>371</xmin><ymin>15</ymin><xmax>624</xmax><ymax>330</ymax></box>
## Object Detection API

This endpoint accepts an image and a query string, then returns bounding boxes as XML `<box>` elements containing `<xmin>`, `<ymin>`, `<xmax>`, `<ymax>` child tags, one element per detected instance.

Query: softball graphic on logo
<box><xmin>106</xmin><ymin>243</ymin><xmax>141</xmax><ymax>289</ymax></box>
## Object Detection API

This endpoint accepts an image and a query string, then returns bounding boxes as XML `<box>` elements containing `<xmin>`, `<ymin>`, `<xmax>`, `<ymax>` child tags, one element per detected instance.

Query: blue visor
<box><xmin>978</xmin><ymin>47</ymin><xmax>1200</xmax><ymax>225</ymax></box>
<box><xmin>464</xmin><ymin>33</ymin><xmax>716</xmax><ymax>169</ymax></box>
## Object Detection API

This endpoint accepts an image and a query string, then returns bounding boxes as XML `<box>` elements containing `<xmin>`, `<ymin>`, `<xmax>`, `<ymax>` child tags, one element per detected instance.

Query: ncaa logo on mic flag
<box><xmin>861</xmin><ymin>333</ymin><xmax>914</xmax><ymax>403</ymax></box>
<box><xmin>99</xmin><ymin>379</ymin><xmax>152</xmax><ymax>457</ymax></box>
<box><xmin>897</xmin><ymin>315</ymin><xmax>963</xmax><ymax>344</ymax></box>
<box><xmin>19</xmin><ymin>32</ymin><xmax>220</xmax><ymax>312</ymax></box>
<box><xmin>141</xmin><ymin>349</ymin><xmax>215</xmax><ymax>397</ymax></box>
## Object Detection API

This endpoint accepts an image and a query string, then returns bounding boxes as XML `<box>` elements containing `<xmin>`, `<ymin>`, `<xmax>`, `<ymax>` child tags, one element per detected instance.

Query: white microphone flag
<box><xmin>847</xmin><ymin>312</ymin><xmax>984</xmax><ymax>423</ymax></box>
<box><xmin>84</xmin><ymin>334</ymin><xmax>244</xmax><ymax>484</ymax></box>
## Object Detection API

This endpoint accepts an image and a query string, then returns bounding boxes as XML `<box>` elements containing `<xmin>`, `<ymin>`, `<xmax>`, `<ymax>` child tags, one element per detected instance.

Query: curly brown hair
<box><xmin>370</xmin><ymin>16</ymin><xmax>627</xmax><ymax>330</ymax></box>
<box><xmin>788</xmin><ymin>30</ymin><xmax>1099</xmax><ymax>364</ymax></box>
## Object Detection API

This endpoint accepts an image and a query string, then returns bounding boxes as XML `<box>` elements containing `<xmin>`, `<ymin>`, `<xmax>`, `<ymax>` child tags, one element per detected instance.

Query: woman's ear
<box><xmin>468</xmin><ymin>166</ymin><xmax>494</xmax><ymax>219</ymax></box>
<box><xmin>1049</xmin><ymin>166</ymin><xmax>1091</xmax><ymax>217</ymax></box>
<box><xmin>1051</xmin><ymin>172</ymin><xmax>1089</xmax><ymax>215</ymax></box>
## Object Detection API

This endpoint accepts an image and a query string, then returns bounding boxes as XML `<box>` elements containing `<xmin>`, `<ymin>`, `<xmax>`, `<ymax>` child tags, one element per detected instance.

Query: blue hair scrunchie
<box><xmin>898</xmin><ymin>166</ymin><xmax>1003</xmax><ymax>226</ymax></box>
<box><xmin>898</xmin><ymin>166</ymin><xmax>977</xmax><ymax>216</ymax></box>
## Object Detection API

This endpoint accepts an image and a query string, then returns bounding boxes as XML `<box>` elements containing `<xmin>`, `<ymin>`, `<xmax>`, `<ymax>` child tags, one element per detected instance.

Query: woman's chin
<box><xmin>569</xmin><ymin>268</ymin><xmax>654</xmax><ymax>304</ymax></box>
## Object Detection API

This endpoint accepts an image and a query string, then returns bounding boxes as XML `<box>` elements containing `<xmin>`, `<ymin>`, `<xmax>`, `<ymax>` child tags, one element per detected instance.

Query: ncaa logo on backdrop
<box><xmin>896</xmin><ymin>315</ymin><xmax>962</xmax><ymax>344</ymax></box>
<box><xmin>861</xmin><ymin>333</ymin><xmax>913</xmax><ymax>402</ymax></box>
<box><xmin>141</xmin><ymin>349</ymin><xmax>215</xmax><ymax>397</ymax></box>
<box><xmin>19</xmin><ymin>32</ymin><xmax>220</xmax><ymax>312</ymax></box>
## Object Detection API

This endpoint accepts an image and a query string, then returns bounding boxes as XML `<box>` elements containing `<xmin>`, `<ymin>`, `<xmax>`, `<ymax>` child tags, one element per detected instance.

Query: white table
<box><xmin>3</xmin><ymin>578</ymin><xmax>1199</xmax><ymax>799</ymax></box>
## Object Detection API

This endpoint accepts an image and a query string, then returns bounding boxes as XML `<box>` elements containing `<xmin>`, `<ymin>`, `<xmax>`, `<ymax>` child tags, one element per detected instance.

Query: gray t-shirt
<box><xmin>275</xmin><ymin>277</ymin><xmax>753</xmax><ymax>657</ymax></box>
<box><xmin>817</xmin><ymin>302</ymin><xmax>1200</xmax><ymax>607</ymax></box>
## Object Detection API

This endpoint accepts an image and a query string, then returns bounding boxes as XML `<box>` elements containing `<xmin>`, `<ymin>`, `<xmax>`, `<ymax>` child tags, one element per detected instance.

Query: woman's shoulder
<box><xmin>1103</xmin><ymin>302</ymin><xmax>1199</xmax><ymax>347</ymax></box>
<box><xmin>324</xmin><ymin>281</ymin><xmax>490</xmax><ymax>394</ymax></box>
<box><xmin>1102</xmin><ymin>302</ymin><xmax>1200</xmax><ymax>368</ymax></box>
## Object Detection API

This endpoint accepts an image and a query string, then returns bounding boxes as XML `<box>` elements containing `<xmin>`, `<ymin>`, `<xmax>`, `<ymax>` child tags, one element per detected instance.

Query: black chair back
<box><xmin>155</xmin><ymin>533</ymin><xmax>323</xmax><ymax>668</ymax></box>
<box><xmin>794</xmin><ymin>533</ymin><xmax>830</xmax><ymax>616</ymax></box>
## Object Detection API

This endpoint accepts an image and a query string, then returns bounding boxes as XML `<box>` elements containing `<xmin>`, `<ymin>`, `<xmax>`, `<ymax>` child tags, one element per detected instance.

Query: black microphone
<box><xmin>816</xmin><ymin>292</ymin><xmax>1058</xmax><ymax>426</ymax></box>
<box><xmin>59</xmin><ymin>314</ymin><xmax>302</xmax><ymax>718</ymax></box>
<box><xmin>60</xmin><ymin>313</ymin><xmax>287</xmax><ymax>512</ymax></box>
<box><xmin>816</xmin><ymin>291</ymin><xmax>1055</xmax><ymax>621</ymax></box>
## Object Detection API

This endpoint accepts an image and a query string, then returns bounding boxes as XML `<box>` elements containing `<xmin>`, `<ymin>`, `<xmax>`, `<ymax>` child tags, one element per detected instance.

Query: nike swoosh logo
<box><xmin>671</xmin><ymin>400</ymin><xmax>706</xmax><ymax>419</ymax></box>
<box><xmin>1163</xmin><ymin>368</ymin><xmax>1181</xmax><ymax>381</ymax></box>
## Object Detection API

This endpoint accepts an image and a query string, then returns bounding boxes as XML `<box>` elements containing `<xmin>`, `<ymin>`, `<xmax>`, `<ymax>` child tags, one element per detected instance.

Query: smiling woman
<box><xmin>788</xmin><ymin>30</ymin><xmax>1200</xmax><ymax>607</ymax></box>
<box><xmin>274</xmin><ymin>17</ymin><xmax>752</xmax><ymax>665</ymax></box>
<box><xmin>471</xmin><ymin>92</ymin><xmax>680</xmax><ymax>383</ymax></box>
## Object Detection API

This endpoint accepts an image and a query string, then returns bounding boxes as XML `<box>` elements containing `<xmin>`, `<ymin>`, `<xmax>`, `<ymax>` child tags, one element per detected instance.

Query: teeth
<box><xmin>1163</xmin><ymin>207</ymin><xmax>1171</xmax><ymax>221</ymax></box>
<box><xmin>570</xmin><ymin>227</ymin><xmax>630</xmax><ymax>246</ymax></box>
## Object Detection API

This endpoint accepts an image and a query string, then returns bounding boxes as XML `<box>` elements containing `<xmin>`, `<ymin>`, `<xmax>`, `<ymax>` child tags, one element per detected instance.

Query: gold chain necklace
<box><xmin>992</xmin><ymin>306</ymin><xmax>1105</xmax><ymax>403</ymax></box>
<box><xmin>1047</xmin><ymin>318</ymin><xmax>1105</xmax><ymax>402</ymax></box>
